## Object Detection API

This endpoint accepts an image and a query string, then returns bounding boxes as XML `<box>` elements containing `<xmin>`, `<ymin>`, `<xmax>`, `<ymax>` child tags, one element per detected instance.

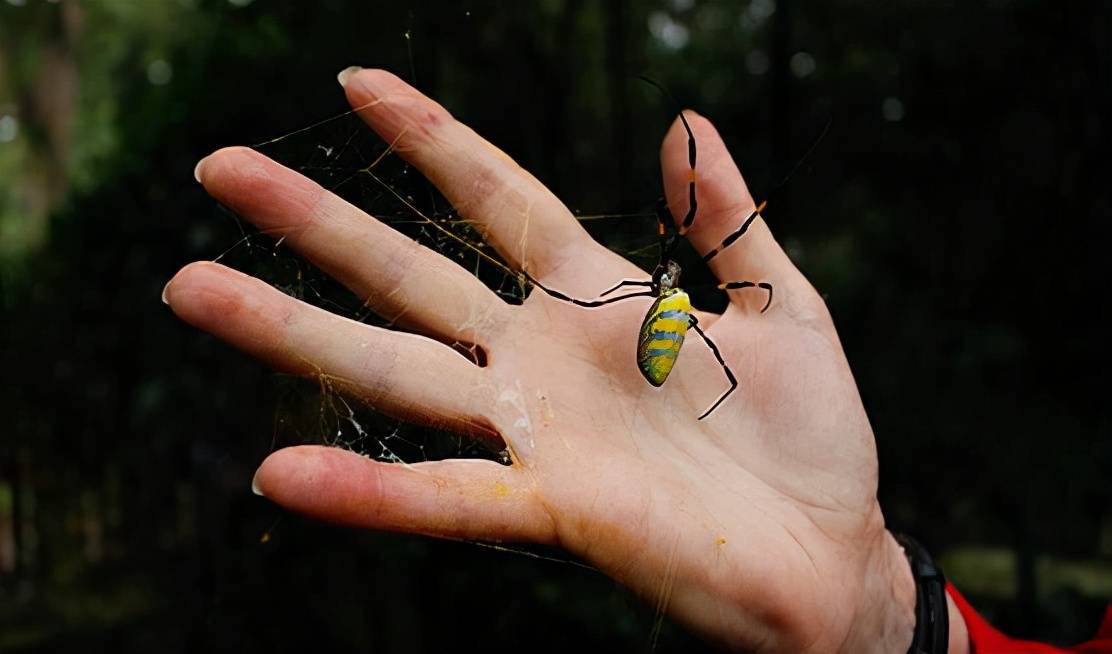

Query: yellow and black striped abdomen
<box><xmin>636</xmin><ymin>290</ymin><xmax>692</xmax><ymax>387</ymax></box>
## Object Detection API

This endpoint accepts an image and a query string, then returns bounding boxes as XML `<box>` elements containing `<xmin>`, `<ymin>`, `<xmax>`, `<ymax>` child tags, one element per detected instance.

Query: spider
<box><xmin>522</xmin><ymin>111</ymin><xmax>773</xmax><ymax>420</ymax></box>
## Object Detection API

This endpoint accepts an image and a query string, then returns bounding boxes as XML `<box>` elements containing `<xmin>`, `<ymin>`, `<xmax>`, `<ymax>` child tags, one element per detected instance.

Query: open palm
<box><xmin>166</xmin><ymin>69</ymin><xmax>916</xmax><ymax>652</ymax></box>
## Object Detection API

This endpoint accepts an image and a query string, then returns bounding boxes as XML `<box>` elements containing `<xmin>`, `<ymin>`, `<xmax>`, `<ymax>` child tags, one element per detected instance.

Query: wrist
<box><xmin>843</xmin><ymin>530</ymin><xmax>970</xmax><ymax>654</ymax></box>
<box><xmin>840</xmin><ymin>530</ymin><xmax>918</xmax><ymax>653</ymax></box>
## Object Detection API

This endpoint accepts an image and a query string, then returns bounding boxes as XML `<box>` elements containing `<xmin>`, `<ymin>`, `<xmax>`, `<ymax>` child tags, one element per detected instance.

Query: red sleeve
<box><xmin>948</xmin><ymin>583</ymin><xmax>1112</xmax><ymax>653</ymax></box>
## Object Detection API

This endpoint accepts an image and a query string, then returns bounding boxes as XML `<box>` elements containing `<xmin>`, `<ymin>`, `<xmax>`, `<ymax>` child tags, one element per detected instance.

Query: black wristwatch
<box><xmin>894</xmin><ymin>534</ymin><xmax>949</xmax><ymax>654</ymax></box>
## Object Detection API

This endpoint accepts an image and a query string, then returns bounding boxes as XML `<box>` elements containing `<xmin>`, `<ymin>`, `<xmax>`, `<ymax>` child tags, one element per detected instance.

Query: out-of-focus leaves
<box><xmin>0</xmin><ymin>0</ymin><xmax>1109</xmax><ymax>650</ymax></box>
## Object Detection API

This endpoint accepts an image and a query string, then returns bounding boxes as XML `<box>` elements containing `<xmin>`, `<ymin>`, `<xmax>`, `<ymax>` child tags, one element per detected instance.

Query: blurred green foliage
<box><xmin>1</xmin><ymin>0</ymin><xmax>1110</xmax><ymax>651</ymax></box>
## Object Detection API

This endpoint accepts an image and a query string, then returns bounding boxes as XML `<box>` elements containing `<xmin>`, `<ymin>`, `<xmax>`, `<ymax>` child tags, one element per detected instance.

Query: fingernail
<box><xmin>161</xmin><ymin>279</ymin><xmax>172</xmax><ymax>305</ymax></box>
<box><xmin>337</xmin><ymin>65</ymin><xmax>363</xmax><ymax>88</ymax></box>
<box><xmin>193</xmin><ymin>155</ymin><xmax>208</xmax><ymax>184</ymax></box>
<box><xmin>251</xmin><ymin>470</ymin><xmax>265</xmax><ymax>496</ymax></box>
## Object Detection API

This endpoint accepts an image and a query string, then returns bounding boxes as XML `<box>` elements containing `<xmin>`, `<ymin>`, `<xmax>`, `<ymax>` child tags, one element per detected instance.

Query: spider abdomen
<box><xmin>636</xmin><ymin>289</ymin><xmax>692</xmax><ymax>387</ymax></box>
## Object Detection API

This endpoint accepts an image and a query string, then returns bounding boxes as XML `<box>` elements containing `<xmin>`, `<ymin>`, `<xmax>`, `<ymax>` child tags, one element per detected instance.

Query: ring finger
<box><xmin>194</xmin><ymin>146</ymin><xmax>510</xmax><ymax>350</ymax></box>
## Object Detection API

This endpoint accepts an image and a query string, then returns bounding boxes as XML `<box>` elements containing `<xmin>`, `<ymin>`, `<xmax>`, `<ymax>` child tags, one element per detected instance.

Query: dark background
<box><xmin>1</xmin><ymin>0</ymin><xmax>1110</xmax><ymax>651</ymax></box>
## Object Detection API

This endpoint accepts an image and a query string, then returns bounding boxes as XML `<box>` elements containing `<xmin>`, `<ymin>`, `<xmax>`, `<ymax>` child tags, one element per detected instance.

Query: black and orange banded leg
<box><xmin>599</xmin><ymin>279</ymin><xmax>655</xmax><ymax>297</ymax></box>
<box><xmin>676</xmin><ymin>111</ymin><xmax>699</xmax><ymax>235</ymax></box>
<box><xmin>701</xmin><ymin>199</ymin><xmax>767</xmax><ymax>264</ymax></box>
<box><xmin>717</xmin><ymin>280</ymin><xmax>774</xmax><ymax>313</ymax></box>
<box><xmin>689</xmin><ymin>315</ymin><xmax>737</xmax><ymax>420</ymax></box>
<box><xmin>521</xmin><ymin>271</ymin><xmax>655</xmax><ymax>308</ymax></box>
<box><xmin>640</xmin><ymin>76</ymin><xmax>699</xmax><ymax>236</ymax></box>
<box><xmin>653</xmin><ymin>197</ymin><xmax>678</xmax><ymax>262</ymax></box>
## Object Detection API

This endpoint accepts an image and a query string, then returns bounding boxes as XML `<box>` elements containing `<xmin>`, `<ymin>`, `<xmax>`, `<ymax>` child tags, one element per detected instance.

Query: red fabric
<box><xmin>949</xmin><ymin>583</ymin><xmax>1112</xmax><ymax>653</ymax></box>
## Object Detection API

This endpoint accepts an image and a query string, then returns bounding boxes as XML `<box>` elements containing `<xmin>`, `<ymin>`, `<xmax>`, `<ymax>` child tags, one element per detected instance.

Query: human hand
<box><xmin>165</xmin><ymin>68</ymin><xmax>958</xmax><ymax>652</ymax></box>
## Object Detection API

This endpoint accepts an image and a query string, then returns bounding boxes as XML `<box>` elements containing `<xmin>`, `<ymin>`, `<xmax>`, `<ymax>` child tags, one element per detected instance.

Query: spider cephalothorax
<box><xmin>655</xmin><ymin>259</ymin><xmax>682</xmax><ymax>292</ymax></box>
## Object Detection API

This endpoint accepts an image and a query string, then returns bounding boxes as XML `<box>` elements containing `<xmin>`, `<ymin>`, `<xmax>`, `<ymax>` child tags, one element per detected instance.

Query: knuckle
<box><xmin>460</xmin><ymin>157</ymin><xmax>519</xmax><ymax>218</ymax></box>
<box><xmin>369</xmin><ymin>83</ymin><xmax>455</xmax><ymax>150</ymax></box>
<box><xmin>353</xmin><ymin>342</ymin><xmax>400</xmax><ymax>406</ymax></box>
<box><xmin>358</xmin><ymin>239</ymin><xmax>422</xmax><ymax>320</ymax></box>
<box><xmin>378</xmin><ymin>239</ymin><xmax>421</xmax><ymax>293</ymax></box>
<box><xmin>779</xmin><ymin>283</ymin><xmax>839</xmax><ymax>338</ymax></box>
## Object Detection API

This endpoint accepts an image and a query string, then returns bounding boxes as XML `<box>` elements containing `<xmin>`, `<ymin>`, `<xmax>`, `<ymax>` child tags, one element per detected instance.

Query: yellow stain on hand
<box><xmin>537</xmin><ymin>391</ymin><xmax>555</xmax><ymax>427</ymax></box>
<box><xmin>715</xmin><ymin>536</ymin><xmax>727</xmax><ymax>546</ymax></box>
<box><xmin>493</xmin><ymin>481</ymin><xmax>511</xmax><ymax>498</ymax></box>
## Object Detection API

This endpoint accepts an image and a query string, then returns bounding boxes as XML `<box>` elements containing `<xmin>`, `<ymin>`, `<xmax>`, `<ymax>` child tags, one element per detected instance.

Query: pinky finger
<box><xmin>252</xmin><ymin>445</ymin><xmax>557</xmax><ymax>543</ymax></box>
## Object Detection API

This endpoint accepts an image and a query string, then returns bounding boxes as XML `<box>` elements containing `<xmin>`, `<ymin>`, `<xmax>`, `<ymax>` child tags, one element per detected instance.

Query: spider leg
<box><xmin>599</xmin><ymin>279</ymin><xmax>655</xmax><ymax>297</ymax></box>
<box><xmin>717</xmin><ymin>280</ymin><xmax>774</xmax><ymax>313</ymax></box>
<box><xmin>701</xmin><ymin>200</ymin><xmax>767</xmax><ymax>264</ymax></box>
<box><xmin>653</xmin><ymin>197</ymin><xmax>680</xmax><ymax>262</ymax></box>
<box><xmin>688</xmin><ymin>316</ymin><xmax>737</xmax><ymax>420</ymax></box>
<box><xmin>676</xmin><ymin>111</ymin><xmax>699</xmax><ymax>235</ymax></box>
<box><xmin>521</xmin><ymin>271</ymin><xmax>655</xmax><ymax>308</ymax></box>
<box><xmin>639</xmin><ymin>76</ymin><xmax>699</xmax><ymax>236</ymax></box>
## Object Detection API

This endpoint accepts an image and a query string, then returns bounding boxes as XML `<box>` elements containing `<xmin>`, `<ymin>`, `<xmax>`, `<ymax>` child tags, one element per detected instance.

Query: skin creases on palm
<box><xmin>168</xmin><ymin>68</ymin><xmax>914</xmax><ymax>652</ymax></box>
<box><xmin>489</xmin><ymin>275</ymin><xmax>883</xmax><ymax>649</ymax></box>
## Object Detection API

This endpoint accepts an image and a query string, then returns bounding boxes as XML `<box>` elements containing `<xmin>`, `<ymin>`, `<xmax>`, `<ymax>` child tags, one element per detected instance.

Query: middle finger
<box><xmin>339</xmin><ymin>67</ymin><xmax>641</xmax><ymax>294</ymax></box>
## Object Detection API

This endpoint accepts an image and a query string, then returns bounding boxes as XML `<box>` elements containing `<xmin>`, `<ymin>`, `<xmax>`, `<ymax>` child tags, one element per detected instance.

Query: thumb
<box><xmin>252</xmin><ymin>446</ymin><xmax>555</xmax><ymax>543</ymax></box>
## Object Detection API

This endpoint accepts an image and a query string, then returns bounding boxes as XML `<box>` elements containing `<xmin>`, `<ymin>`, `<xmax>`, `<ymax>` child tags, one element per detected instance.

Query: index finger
<box><xmin>660</xmin><ymin>113</ymin><xmax>799</xmax><ymax>285</ymax></box>
<box><xmin>338</xmin><ymin>67</ymin><xmax>640</xmax><ymax>293</ymax></box>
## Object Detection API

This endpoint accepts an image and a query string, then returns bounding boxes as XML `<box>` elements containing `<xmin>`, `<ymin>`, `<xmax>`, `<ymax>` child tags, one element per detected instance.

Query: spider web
<box><xmin>208</xmin><ymin>72</ymin><xmax>683</xmax><ymax>469</ymax></box>
<box><xmin>201</xmin><ymin>36</ymin><xmax>736</xmax><ymax>651</ymax></box>
<box><xmin>209</xmin><ymin>103</ymin><xmax>532</xmax><ymax>467</ymax></box>
<box><xmin>205</xmin><ymin>88</ymin><xmax>704</xmax><ymax>639</ymax></box>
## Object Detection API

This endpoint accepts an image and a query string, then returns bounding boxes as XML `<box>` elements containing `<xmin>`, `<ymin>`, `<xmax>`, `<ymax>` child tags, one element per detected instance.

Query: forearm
<box><xmin>947</xmin><ymin>592</ymin><xmax>971</xmax><ymax>654</ymax></box>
